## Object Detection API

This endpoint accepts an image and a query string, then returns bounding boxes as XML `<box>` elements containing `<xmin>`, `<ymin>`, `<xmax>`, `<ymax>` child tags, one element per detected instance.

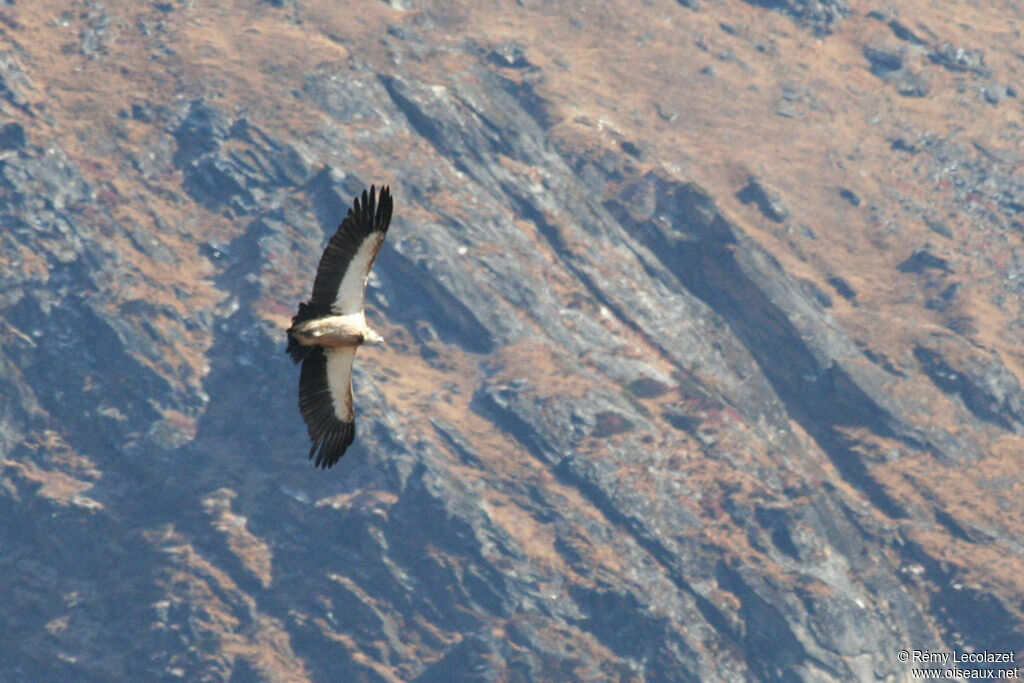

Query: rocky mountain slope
<box><xmin>1</xmin><ymin>0</ymin><xmax>1022</xmax><ymax>680</ymax></box>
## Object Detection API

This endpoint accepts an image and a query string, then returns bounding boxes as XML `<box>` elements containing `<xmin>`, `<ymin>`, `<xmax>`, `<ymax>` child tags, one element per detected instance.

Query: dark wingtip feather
<box><xmin>309</xmin><ymin>421</ymin><xmax>355</xmax><ymax>469</ymax></box>
<box><xmin>352</xmin><ymin>184</ymin><xmax>391</xmax><ymax>235</ymax></box>
<box><xmin>351</xmin><ymin>185</ymin><xmax>390</xmax><ymax>228</ymax></box>
<box><xmin>377</xmin><ymin>186</ymin><xmax>393</xmax><ymax>231</ymax></box>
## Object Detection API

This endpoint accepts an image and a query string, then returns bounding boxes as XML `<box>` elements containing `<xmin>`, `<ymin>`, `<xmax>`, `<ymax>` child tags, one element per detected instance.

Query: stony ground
<box><xmin>1</xmin><ymin>0</ymin><xmax>1022</xmax><ymax>680</ymax></box>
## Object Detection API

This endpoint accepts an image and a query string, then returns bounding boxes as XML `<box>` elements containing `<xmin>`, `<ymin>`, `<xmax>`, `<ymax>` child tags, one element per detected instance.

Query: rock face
<box><xmin>743</xmin><ymin>0</ymin><xmax>851</xmax><ymax>36</ymax></box>
<box><xmin>1</xmin><ymin>1</ymin><xmax>1023</xmax><ymax>681</ymax></box>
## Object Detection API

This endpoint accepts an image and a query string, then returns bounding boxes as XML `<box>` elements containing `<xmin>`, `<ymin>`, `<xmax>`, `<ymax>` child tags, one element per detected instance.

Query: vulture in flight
<box><xmin>286</xmin><ymin>185</ymin><xmax>393</xmax><ymax>468</ymax></box>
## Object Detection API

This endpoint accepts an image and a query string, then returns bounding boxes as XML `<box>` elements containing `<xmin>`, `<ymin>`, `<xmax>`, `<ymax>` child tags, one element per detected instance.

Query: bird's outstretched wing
<box><xmin>310</xmin><ymin>185</ymin><xmax>393</xmax><ymax>316</ymax></box>
<box><xmin>298</xmin><ymin>346</ymin><xmax>356</xmax><ymax>468</ymax></box>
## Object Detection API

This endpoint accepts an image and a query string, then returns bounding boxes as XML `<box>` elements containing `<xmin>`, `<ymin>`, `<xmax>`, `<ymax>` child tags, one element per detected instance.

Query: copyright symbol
<box><xmin>898</xmin><ymin>650</ymin><xmax>909</xmax><ymax>662</ymax></box>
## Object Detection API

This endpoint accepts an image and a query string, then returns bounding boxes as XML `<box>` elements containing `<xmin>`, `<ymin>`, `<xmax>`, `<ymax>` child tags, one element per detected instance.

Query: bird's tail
<box><xmin>286</xmin><ymin>301</ymin><xmax>330</xmax><ymax>364</ymax></box>
<box><xmin>286</xmin><ymin>329</ymin><xmax>311</xmax><ymax>364</ymax></box>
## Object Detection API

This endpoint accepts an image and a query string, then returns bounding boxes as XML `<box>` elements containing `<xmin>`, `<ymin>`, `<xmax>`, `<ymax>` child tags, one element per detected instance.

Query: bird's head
<box><xmin>364</xmin><ymin>328</ymin><xmax>385</xmax><ymax>345</ymax></box>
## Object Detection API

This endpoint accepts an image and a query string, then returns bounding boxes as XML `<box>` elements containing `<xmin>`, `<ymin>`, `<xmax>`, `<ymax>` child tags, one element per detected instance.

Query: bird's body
<box><xmin>286</xmin><ymin>185</ymin><xmax>393</xmax><ymax>469</ymax></box>
<box><xmin>289</xmin><ymin>312</ymin><xmax>382</xmax><ymax>348</ymax></box>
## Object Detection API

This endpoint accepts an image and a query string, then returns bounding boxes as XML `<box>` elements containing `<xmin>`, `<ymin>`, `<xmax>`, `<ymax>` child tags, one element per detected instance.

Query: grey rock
<box><xmin>0</xmin><ymin>121</ymin><xmax>25</xmax><ymax>150</ymax></box>
<box><xmin>888</xmin><ymin>19</ymin><xmax>927</xmax><ymax>45</ymax></box>
<box><xmin>896</xmin><ymin>69</ymin><xmax>931</xmax><ymax>97</ymax></box>
<box><xmin>838</xmin><ymin>187</ymin><xmax>860</xmax><ymax>206</ymax></box>
<box><xmin>737</xmin><ymin>176</ymin><xmax>789</xmax><ymax>222</ymax></box>
<box><xmin>983</xmin><ymin>82</ymin><xmax>1007</xmax><ymax>105</ymax></box>
<box><xmin>487</xmin><ymin>42</ymin><xmax>531</xmax><ymax>69</ymax></box>
<box><xmin>78</xmin><ymin>7</ymin><xmax>112</xmax><ymax>57</ymax></box>
<box><xmin>914</xmin><ymin>342</ymin><xmax>1024</xmax><ymax>433</ymax></box>
<box><xmin>827</xmin><ymin>275</ymin><xmax>857</xmax><ymax>300</ymax></box>
<box><xmin>929</xmin><ymin>42</ymin><xmax>989</xmax><ymax>76</ymax></box>
<box><xmin>890</xmin><ymin>137</ymin><xmax>919</xmax><ymax>153</ymax></box>
<box><xmin>863</xmin><ymin>44</ymin><xmax>904</xmax><ymax>77</ymax></box>
<box><xmin>0</xmin><ymin>51</ymin><xmax>32</xmax><ymax>111</ymax></box>
<box><xmin>742</xmin><ymin>0</ymin><xmax>851</xmax><ymax>36</ymax></box>
<box><xmin>171</xmin><ymin>99</ymin><xmax>231</xmax><ymax>167</ymax></box>
<box><xmin>898</xmin><ymin>249</ymin><xmax>952</xmax><ymax>274</ymax></box>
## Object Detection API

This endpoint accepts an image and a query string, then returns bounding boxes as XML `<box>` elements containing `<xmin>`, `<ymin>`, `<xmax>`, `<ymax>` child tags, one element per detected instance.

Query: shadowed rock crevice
<box><xmin>304</xmin><ymin>165</ymin><xmax>371</xmax><ymax>238</ymax></box>
<box><xmin>753</xmin><ymin>506</ymin><xmax>802</xmax><ymax>560</ymax></box>
<box><xmin>172</xmin><ymin>99</ymin><xmax>313</xmax><ymax>212</ymax></box>
<box><xmin>385</xmin><ymin>478</ymin><xmax>511</xmax><ymax>628</ymax></box>
<box><xmin>380</xmin><ymin>69</ymin><xmax>678</xmax><ymax>366</ymax></box>
<box><xmin>900</xmin><ymin>539</ymin><xmax>1024</xmax><ymax>669</ymax></box>
<box><xmin>550</xmin><ymin>456</ymin><xmax>742</xmax><ymax>649</ymax></box>
<box><xmin>491</xmin><ymin>72</ymin><xmax>560</xmax><ymax>131</ymax></box>
<box><xmin>470</xmin><ymin>384</ymin><xmax>556</xmax><ymax>463</ymax></box>
<box><xmin>472</xmin><ymin>380</ymin><xmax>753</xmax><ymax>672</ymax></box>
<box><xmin>377</xmin><ymin>246</ymin><xmax>495</xmax><ymax>354</ymax></box>
<box><xmin>607</xmin><ymin>177</ymin><xmax>910</xmax><ymax>517</ymax></box>
<box><xmin>0</xmin><ymin>489</ymin><xmax>171</xmax><ymax>680</ymax></box>
<box><xmin>380</xmin><ymin>70</ymin><xmax>556</xmax><ymax>191</ymax></box>
<box><xmin>913</xmin><ymin>345</ymin><xmax>1024</xmax><ymax>433</ymax></box>
<box><xmin>380</xmin><ymin>76</ymin><xmax>475</xmax><ymax>177</ymax></box>
<box><xmin>568</xmin><ymin>586</ymin><xmax>702</xmax><ymax>682</ymax></box>
<box><xmin>609</xmin><ymin>173</ymin><xmax>1024</xmax><ymax>655</ymax></box>
<box><xmin>5</xmin><ymin>294</ymin><xmax>169</xmax><ymax>457</ymax></box>
<box><xmin>502</xmin><ymin>187</ymin><xmax>650</xmax><ymax>341</ymax></box>
<box><xmin>714</xmin><ymin>561</ymin><xmax>825</xmax><ymax>681</ymax></box>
